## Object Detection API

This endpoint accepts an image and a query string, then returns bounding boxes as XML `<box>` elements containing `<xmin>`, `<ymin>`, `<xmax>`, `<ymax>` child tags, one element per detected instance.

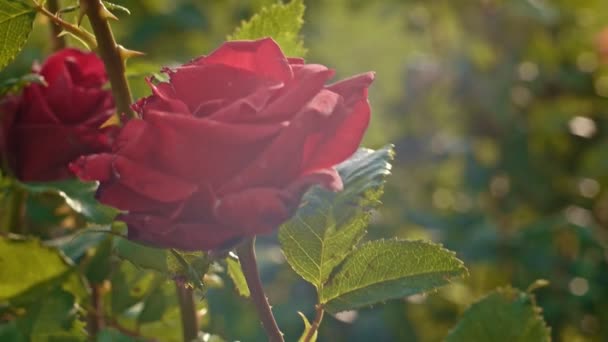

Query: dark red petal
<box><xmin>288</xmin><ymin>57</ymin><xmax>305</xmax><ymax>65</ymax></box>
<box><xmin>70</xmin><ymin>153</ymin><xmax>114</xmax><ymax>182</ymax></box>
<box><xmin>252</xmin><ymin>64</ymin><xmax>335</xmax><ymax>123</ymax></box>
<box><xmin>220</xmin><ymin>89</ymin><xmax>344</xmax><ymax>194</ymax></box>
<box><xmin>15</xmin><ymin>124</ymin><xmax>110</xmax><ymax>181</ymax></box>
<box><xmin>302</xmin><ymin>72</ymin><xmax>375</xmax><ymax>172</ymax></box>
<box><xmin>112</xmin><ymin>155</ymin><xmax>198</xmax><ymax>203</ymax></box>
<box><xmin>144</xmin><ymin>110</ymin><xmax>282</xmax><ymax>185</ymax></box>
<box><xmin>122</xmin><ymin>214</ymin><xmax>241</xmax><ymax>251</ymax></box>
<box><xmin>214</xmin><ymin>187</ymin><xmax>292</xmax><ymax>235</ymax></box>
<box><xmin>191</xmin><ymin>38</ymin><xmax>292</xmax><ymax>83</ymax></box>
<box><xmin>136</xmin><ymin>78</ymin><xmax>191</xmax><ymax>116</ymax></box>
<box><xmin>40</xmin><ymin>48</ymin><xmax>107</xmax><ymax>86</ymax></box>
<box><xmin>20</xmin><ymin>85</ymin><xmax>60</xmax><ymax>124</ymax></box>
<box><xmin>168</xmin><ymin>63</ymin><xmax>263</xmax><ymax>114</ymax></box>
<box><xmin>206</xmin><ymin>82</ymin><xmax>283</xmax><ymax>122</ymax></box>
<box><xmin>97</xmin><ymin>183</ymin><xmax>180</xmax><ymax>217</ymax></box>
<box><xmin>113</xmin><ymin>119</ymin><xmax>156</xmax><ymax>161</ymax></box>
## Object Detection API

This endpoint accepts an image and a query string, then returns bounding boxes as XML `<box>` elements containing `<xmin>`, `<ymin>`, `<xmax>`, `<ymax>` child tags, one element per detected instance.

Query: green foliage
<box><xmin>279</xmin><ymin>145</ymin><xmax>393</xmax><ymax>288</ymax></box>
<box><xmin>297</xmin><ymin>312</ymin><xmax>317</xmax><ymax>342</ymax></box>
<box><xmin>0</xmin><ymin>237</ymin><xmax>74</xmax><ymax>300</ymax></box>
<box><xmin>280</xmin><ymin>145</ymin><xmax>465</xmax><ymax>315</ymax></box>
<box><xmin>0</xmin><ymin>0</ymin><xmax>35</xmax><ymax>70</ymax></box>
<box><xmin>114</xmin><ymin>238</ymin><xmax>209</xmax><ymax>289</ymax></box>
<box><xmin>16</xmin><ymin>289</ymin><xmax>86</xmax><ymax>341</ymax></box>
<box><xmin>0</xmin><ymin>73</ymin><xmax>45</xmax><ymax>96</ymax></box>
<box><xmin>228</xmin><ymin>0</ymin><xmax>306</xmax><ymax>57</ymax></box>
<box><xmin>102</xmin><ymin>1</ymin><xmax>131</xmax><ymax>16</ymax></box>
<box><xmin>320</xmin><ymin>239</ymin><xmax>466</xmax><ymax>314</ymax></box>
<box><xmin>19</xmin><ymin>180</ymin><xmax>119</xmax><ymax>224</ymax></box>
<box><xmin>226</xmin><ymin>254</ymin><xmax>250</xmax><ymax>298</ymax></box>
<box><xmin>446</xmin><ymin>287</ymin><xmax>551</xmax><ymax>342</ymax></box>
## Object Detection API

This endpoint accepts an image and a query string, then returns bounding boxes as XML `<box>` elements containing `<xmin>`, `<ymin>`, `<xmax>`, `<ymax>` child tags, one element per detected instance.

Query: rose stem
<box><xmin>4</xmin><ymin>186</ymin><xmax>26</xmax><ymax>234</ymax></box>
<box><xmin>33</xmin><ymin>1</ymin><xmax>97</xmax><ymax>49</ymax></box>
<box><xmin>303</xmin><ymin>305</ymin><xmax>325</xmax><ymax>342</ymax></box>
<box><xmin>175</xmin><ymin>277</ymin><xmax>199</xmax><ymax>342</ymax></box>
<box><xmin>80</xmin><ymin>0</ymin><xmax>136</xmax><ymax>120</ymax></box>
<box><xmin>87</xmin><ymin>284</ymin><xmax>104</xmax><ymax>337</ymax></box>
<box><xmin>236</xmin><ymin>238</ymin><xmax>285</xmax><ymax>342</ymax></box>
<box><xmin>46</xmin><ymin>0</ymin><xmax>66</xmax><ymax>51</ymax></box>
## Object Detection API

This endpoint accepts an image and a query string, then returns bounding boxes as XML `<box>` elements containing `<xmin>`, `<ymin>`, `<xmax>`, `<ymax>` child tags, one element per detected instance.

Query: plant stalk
<box><xmin>175</xmin><ymin>278</ymin><xmax>199</xmax><ymax>342</ymax></box>
<box><xmin>46</xmin><ymin>0</ymin><xmax>66</xmax><ymax>51</ymax></box>
<box><xmin>303</xmin><ymin>305</ymin><xmax>324</xmax><ymax>342</ymax></box>
<box><xmin>87</xmin><ymin>284</ymin><xmax>104</xmax><ymax>337</ymax></box>
<box><xmin>33</xmin><ymin>2</ymin><xmax>97</xmax><ymax>49</ymax></box>
<box><xmin>236</xmin><ymin>238</ymin><xmax>284</xmax><ymax>342</ymax></box>
<box><xmin>80</xmin><ymin>0</ymin><xmax>135</xmax><ymax>120</ymax></box>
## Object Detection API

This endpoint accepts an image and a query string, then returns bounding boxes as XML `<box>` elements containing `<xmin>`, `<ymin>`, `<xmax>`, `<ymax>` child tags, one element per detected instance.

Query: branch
<box><xmin>87</xmin><ymin>284</ymin><xmax>104</xmax><ymax>337</ymax></box>
<box><xmin>175</xmin><ymin>278</ymin><xmax>199</xmax><ymax>342</ymax></box>
<box><xmin>236</xmin><ymin>238</ymin><xmax>284</xmax><ymax>342</ymax></box>
<box><xmin>303</xmin><ymin>305</ymin><xmax>324</xmax><ymax>342</ymax></box>
<box><xmin>33</xmin><ymin>2</ymin><xmax>97</xmax><ymax>49</ymax></box>
<box><xmin>80</xmin><ymin>0</ymin><xmax>135</xmax><ymax>120</ymax></box>
<box><xmin>45</xmin><ymin>0</ymin><xmax>66</xmax><ymax>51</ymax></box>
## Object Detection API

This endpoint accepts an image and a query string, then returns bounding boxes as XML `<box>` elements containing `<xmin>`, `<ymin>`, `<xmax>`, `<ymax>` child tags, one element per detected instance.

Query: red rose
<box><xmin>0</xmin><ymin>48</ymin><xmax>115</xmax><ymax>181</ymax></box>
<box><xmin>72</xmin><ymin>38</ymin><xmax>374</xmax><ymax>251</ymax></box>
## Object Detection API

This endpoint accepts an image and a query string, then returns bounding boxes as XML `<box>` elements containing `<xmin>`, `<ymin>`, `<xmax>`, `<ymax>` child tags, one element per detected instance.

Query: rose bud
<box><xmin>72</xmin><ymin>38</ymin><xmax>374</xmax><ymax>251</ymax></box>
<box><xmin>0</xmin><ymin>48</ymin><xmax>115</xmax><ymax>182</ymax></box>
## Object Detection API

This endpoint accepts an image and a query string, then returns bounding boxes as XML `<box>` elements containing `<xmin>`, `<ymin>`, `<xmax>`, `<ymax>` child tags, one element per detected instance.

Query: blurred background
<box><xmin>5</xmin><ymin>0</ymin><xmax>608</xmax><ymax>341</ymax></box>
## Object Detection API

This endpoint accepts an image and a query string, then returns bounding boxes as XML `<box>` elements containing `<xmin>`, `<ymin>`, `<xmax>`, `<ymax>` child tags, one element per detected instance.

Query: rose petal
<box><xmin>112</xmin><ymin>155</ymin><xmax>198</xmax><ymax>203</ymax></box>
<box><xmin>191</xmin><ymin>38</ymin><xmax>292</xmax><ymax>83</ymax></box>
<box><xmin>169</xmin><ymin>63</ymin><xmax>264</xmax><ymax>114</ymax></box>
<box><xmin>144</xmin><ymin>110</ymin><xmax>282</xmax><ymax>184</ymax></box>
<box><xmin>70</xmin><ymin>153</ymin><xmax>114</xmax><ymax>182</ymax></box>
<box><xmin>252</xmin><ymin>64</ymin><xmax>335</xmax><ymax>123</ymax></box>
<box><xmin>214</xmin><ymin>187</ymin><xmax>292</xmax><ymax>235</ymax></box>
<box><xmin>15</xmin><ymin>125</ymin><xmax>110</xmax><ymax>181</ymax></box>
<box><xmin>21</xmin><ymin>85</ymin><xmax>60</xmax><ymax>123</ymax></box>
<box><xmin>220</xmin><ymin>89</ymin><xmax>344</xmax><ymax>194</ymax></box>
<box><xmin>302</xmin><ymin>72</ymin><xmax>374</xmax><ymax>171</ymax></box>
<box><xmin>122</xmin><ymin>214</ymin><xmax>241</xmax><ymax>251</ymax></box>
<box><xmin>136</xmin><ymin>78</ymin><xmax>191</xmax><ymax>116</ymax></box>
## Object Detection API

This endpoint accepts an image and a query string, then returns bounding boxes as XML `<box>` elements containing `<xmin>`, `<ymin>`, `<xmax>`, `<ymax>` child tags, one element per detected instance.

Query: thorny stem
<box><xmin>236</xmin><ymin>238</ymin><xmax>285</xmax><ymax>342</ymax></box>
<box><xmin>33</xmin><ymin>1</ymin><xmax>97</xmax><ymax>49</ymax></box>
<box><xmin>175</xmin><ymin>278</ymin><xmax>199</xmax><ymax>342</ymax></box>
<box><xmin>45</xmin><ymin>0</ymin><xmax>66</xmax><ymax>51</ymax></box>
<box><xmin>80</xmin><ymin>0</ymin><xmax>135</xmax><ymax>120</ymax></box>
<box><xmin>303</xmin><ymin>305</ymin><xmax>325</xmax><ymax>342</ymax></box>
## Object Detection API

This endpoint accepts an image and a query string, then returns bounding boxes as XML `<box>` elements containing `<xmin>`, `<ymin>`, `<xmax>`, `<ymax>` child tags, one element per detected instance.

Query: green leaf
<box><xmin>102</xmin><ymin>1</ymin><xmax>130</xmax><ymax>15</ymax></box>
<box><xmin>45</xmin><ymin>230</ymin><xmax>108</xmax><ymax>261</ymax></box>
<box><xmin>279</xmin><ymin>145</ymin><xmax>393</xmax><ymax>288</ymax></box>
<box><xmin>226</xmin><ymin>254</ymin><xmax>250</xmax><ymax>298</ymax></box>
<box><xmin>84</xmin><ymin>237</ymin><xmax>113</xmax><ymax>284</ymax></box>
<box><xmin>0</xmin><ymin>73</ymin><xmax>46</xmax><ymax>96</ymax></box>
<box><xmin>0</xmin><ymin>322</ymin><xmax>25</xmax><ymax>342</ymax></box>
<box><xmin>19</xmin><ymin>179</ymin><xmax>119</xmax><ymax>224</ymax></box>
<box><xmin>97</xmin><ymin>328</ymin><xmax>140</xmax><ymax>342</ymax></box>
<box><xmin>297</xmin><ymin>312</ymin><xmax>317</xmax><ymax>342</ymax></box>
<box><xmin>137</xmin><ymin>280</ymin><xmax>176</xmax><ymax>324</ymax></box>
<box><xmin>0</xmin><ymin>0</ymin><xmax>36</xmax><ymax>70</ymax></box>
<box><xmin>16</xmin><ymin>289</ymin><xmax>86</xmax><ymax>341</ymax></box>
<box><xmin>114</xmin><ymin>238</ymin><xmax>209</xmax><ymax>289</ymax></box>
<box><xmin>114</xmin><ymin>238</ymin><xmax>169</xmax><ymax>274</ymax></box>
<box><xmin>446</xmin><ymin>287</ymin><xmax>551</xmax><ymax>342</ymax></box>
<box><xmin>0</xmin><ymin>237</ymin><xmax>73</xmax><ymax>300</ymax></box>
<box><xmin>228</xmin><ymin>0</ymin><xmax>306</xmax><ymax>57</ymax></box>
<box><xmin>319</xmin><ymin>239</ymin><xmax>466</xmax><ymax>314</ymax></box>
<box><xmin>109</xmin><ymin>260</ymin><xmax>157</xmax><ymax>316</ymax></box>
